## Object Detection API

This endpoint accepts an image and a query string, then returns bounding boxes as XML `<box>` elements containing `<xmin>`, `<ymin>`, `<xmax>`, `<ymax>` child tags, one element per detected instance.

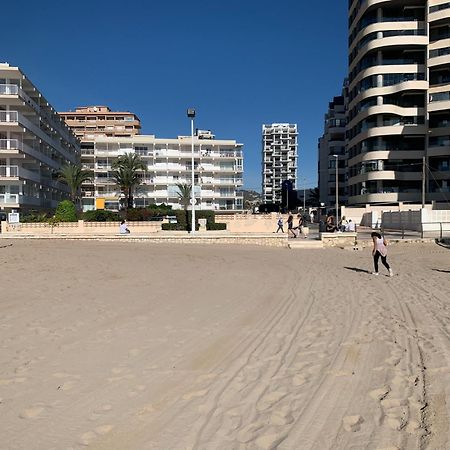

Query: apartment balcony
<box><xmin>0</xmin><ymin>111</ymin><xmax>77</xmax><ymax>163</ymax></box>
<box><xmin>0</xmin><ymin>110</ymin><xmax>19</xmax><ymax>124</ymax></box>
<box><xmin>348</xmin><ymin>191</ymin><xmax>421</xmax><ymax>205</ymax></box>
<box><xmin>0</xmin><ymin>84</ymin><xmax>19</xmax><ymax>95</ymax></box>
<box><xmin>0</xmin><ymin>165</ymin><xmax>19</xmax><ymax>178</ymax></box>
<box><xmin>0</xmin><ymin>138</ymin><xmax>21</xmax><ymax>155</ymax></box>
<box><xmin>0</xmin><ymin>84</ymin><xmax>77</xmax><ymax>146</ymax></box>
<box><xmin>0</xmin><ymin>193</ymin><xmax>19</xmax><ymax>205</ymax></box>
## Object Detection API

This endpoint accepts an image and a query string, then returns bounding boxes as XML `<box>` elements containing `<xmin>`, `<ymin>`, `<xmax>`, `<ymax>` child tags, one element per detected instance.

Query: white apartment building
<box><xmin>262</xmin><ymin>123</ymin><xmax>298</xmax><ymax>204</ymax></box>
<box><xmin>347</xmin><ymin>0</ymin><xmax>450</xmax><ymax>205</ymax></box>
<box><xmin>0</xmin><ymin>63</ymin><xmax>80</xmax><ymax>212</ymax></box>
<box><xmin>80</xmin><ymin>131</ymin><xmax>244</xmax><ymax>211</ymax></box>
<box><xmin>318</xmin><ymin>85</ymin><xmax>348</xmax><ymax>208</ymax></box>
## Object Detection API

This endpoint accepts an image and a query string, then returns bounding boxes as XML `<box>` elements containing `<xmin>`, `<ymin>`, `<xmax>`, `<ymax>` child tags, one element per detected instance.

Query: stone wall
<box><xmin>319</xmin><ymin>232</ymin><xmax>357</xmax><ymax>247</ymax></box>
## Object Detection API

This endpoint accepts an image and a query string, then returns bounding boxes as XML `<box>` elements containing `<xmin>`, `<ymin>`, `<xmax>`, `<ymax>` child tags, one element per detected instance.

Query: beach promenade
<box><xmin>1</xmin><ymin>239</ymin><xmax>449</xmax><ymax>449</ymax></box>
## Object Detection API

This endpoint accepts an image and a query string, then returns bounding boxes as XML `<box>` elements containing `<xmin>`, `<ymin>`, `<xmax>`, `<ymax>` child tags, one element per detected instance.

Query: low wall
<box><xmin>0</xmin><ymin>233</ymin><xmax>287</xmax><ymax>248</ymax></box>
<box><xmin>319</xmin><ymin>232</ymin><xmax>357</xmax><ymax>247</ymax></box>
<box><xmin>216</xmin><ymin>213</ymin><xmax>279</xmax><ymax>233</ymax></box>
<box><xmin>0</xmin><ymin>220</ymin><xmax>162</xmax><ymax>235</ymax></box>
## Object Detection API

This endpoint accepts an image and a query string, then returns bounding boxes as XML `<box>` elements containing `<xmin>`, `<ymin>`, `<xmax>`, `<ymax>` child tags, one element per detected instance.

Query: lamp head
<box><xmin>187</xmin><ymin>108</ymin><xmax>196</xmax><ymax>118</ymax></box>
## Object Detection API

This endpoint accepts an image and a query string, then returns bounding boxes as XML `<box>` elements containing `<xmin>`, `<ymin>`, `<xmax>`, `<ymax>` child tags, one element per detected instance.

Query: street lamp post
<box><xmin>187</xmin><ymin>108</ymin><xmax>196</xmax><ymax>234</ymax></box>
<box><xmin>333</xmin><ymin>154</ymin><xmax>339</xmax><ymax>226</ymax></box>
<box><xmin>301</xmin><ymin>178</ymin><xmax>306</xmax><ymax>215</ymax></box>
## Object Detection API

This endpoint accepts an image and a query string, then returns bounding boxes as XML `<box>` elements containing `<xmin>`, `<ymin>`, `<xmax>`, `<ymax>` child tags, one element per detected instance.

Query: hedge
<box><xmin>83</xmin><ymin>210</ymin><xmax>120</xmax><ymax>222</ymax></box>
<box><xmin>207</xmin><ymin>222</ymin><xmax>227</xmax><ymax>231</ymax></box>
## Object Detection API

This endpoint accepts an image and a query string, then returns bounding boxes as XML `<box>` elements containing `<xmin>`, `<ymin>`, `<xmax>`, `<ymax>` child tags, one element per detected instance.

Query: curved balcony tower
<box><xmin>347</xmin><ymin>0</ymin><xmax>428</xmax><ymax>204</ymax></box>
<box><xmin>428</xmin><ymin>0</ymin><xmax>450</xmax><ymax>199</ymax></box>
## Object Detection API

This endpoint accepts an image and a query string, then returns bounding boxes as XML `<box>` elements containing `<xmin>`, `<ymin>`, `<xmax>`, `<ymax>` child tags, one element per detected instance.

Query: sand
<box><xmin>1</xmin><ymin>239</ymin><xmax>450</xmax><ymax>450</ymax></box>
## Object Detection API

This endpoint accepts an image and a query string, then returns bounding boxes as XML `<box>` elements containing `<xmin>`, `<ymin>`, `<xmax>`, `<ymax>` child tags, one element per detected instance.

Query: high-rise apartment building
<box><xmin>79</xmin><ymin>131</ymin><xmax>243</xmax><ymax>212</ymax></box>
<box><xmin>262</xmin><ymin>123</ymin><xmax>298</xmax><ymax>204</ymax></box>
<box><xmin>318</xmin><ymin>83</ymin><xmax>348</xmax><ymax>208</ymax></box>
<box><xmin>347</xmin><ymin>0</ymin><xmax>450</xmax><ymax>205</ymax></box>
<box><xmin>59</xmin><ymin>106</ymin><xmax>141</xmax><ymax>140</ymax></box>
<box><xmin>0</xmin><ymin>63</ymin><xmax>80</xmax><ymax>212</ymax></box>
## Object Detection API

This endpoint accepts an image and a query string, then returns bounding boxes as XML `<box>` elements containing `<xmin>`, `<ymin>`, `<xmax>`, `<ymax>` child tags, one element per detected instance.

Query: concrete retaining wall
<box><xmin>319</xmin><ymin>232</ymin><xmax>357</xmax><ymax>247</ymax></box>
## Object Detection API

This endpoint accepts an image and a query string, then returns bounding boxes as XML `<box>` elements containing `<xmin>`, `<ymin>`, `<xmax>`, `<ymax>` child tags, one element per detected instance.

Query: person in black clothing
<box><xmin>287</xmin><ymin>214</ymin><xmax>296</xmax><ymax>238</ymax></box>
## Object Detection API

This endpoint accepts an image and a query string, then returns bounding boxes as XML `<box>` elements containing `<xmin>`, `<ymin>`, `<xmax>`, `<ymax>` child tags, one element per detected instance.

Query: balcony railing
<box><xmin>0</xmin><ymin>111</ymin><xmax>19</xmax><ymax>122</ymax></box>
<box><xmin>0</xmin><ymin>139</ymin><xmax>22</xmax><ymax>150</ymax></box>
<box><xmin>0</xmin><ymin>165</ymin><xmax>19</xmax><ymax>177</ymax></box>
<box><xmin>0</xmin><ymin>193</ymin><xmax>19</xmax><ymax>204</ymax></box>
<box><xmin>0</xmin><ymin>84</ymin><xmax>19</xmax><ymax>95</ymax></box>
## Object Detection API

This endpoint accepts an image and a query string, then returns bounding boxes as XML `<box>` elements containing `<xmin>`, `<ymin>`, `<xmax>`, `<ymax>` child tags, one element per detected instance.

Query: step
<box><xmin>288</xmin><ymin>239</ymin><xmax>323</xmax><ymax>249</ymax></box>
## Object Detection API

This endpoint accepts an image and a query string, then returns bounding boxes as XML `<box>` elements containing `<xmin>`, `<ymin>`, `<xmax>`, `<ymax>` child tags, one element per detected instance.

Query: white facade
<box><xmin>0</xmin><ymin>63</ymin><xmax>80</xmax><ymax>212</ymax></box>
<box><xmin>262</xmin><ymin>123</ymin><xmax>298</xmax><ymax>204</ymax></box>
<box><xmin>347</xmin><ymin>0</ymin><xmax>450</xmax><ymax>205</ymax></box>
<box><xmin>81</xmin><ymin>133</ymin><xmax>244</xmax><ymax>211</ymax></box>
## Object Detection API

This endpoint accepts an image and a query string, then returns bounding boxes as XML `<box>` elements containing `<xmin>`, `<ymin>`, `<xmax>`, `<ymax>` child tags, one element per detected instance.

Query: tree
<box><xmin>111</xmin><ymin>153</ymin><xmax>146</xmax><ymax>209</ymax></box>
<box><xmin>58</xmin><ymin>164</ymin><xmax>92</xmax><ymax>208</ymax></box>
<box><xmin>176</xmin><ymin>182</ymin><xmax>192</xmax><ymax>231</ymax></box>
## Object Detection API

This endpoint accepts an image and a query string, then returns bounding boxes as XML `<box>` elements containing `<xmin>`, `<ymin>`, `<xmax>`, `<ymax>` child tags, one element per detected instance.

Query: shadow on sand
<box><xmin>432</xmin><ymin>268</ymin><xmax>450</xmax><ymax>274</ymax></box>
<box><xmin>344</xmin><ymin>267</ymin><xmax>371</xmax><ymax>274</ymax></box>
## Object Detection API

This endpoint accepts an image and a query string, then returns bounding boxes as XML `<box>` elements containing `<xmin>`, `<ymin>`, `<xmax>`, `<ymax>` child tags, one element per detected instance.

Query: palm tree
<box><xmin>176</xmin><ymin>182</ymin><xmax>192</xmax><ymax>231</ymax></box>
<box><xmin>111</xmin><ymin>153</ymin><xmax>146</xmax><ymax>209</ymax></box>
<box><xmin>58</xmin><ymin>164</ymin><xmax>92</xmax><ymax>209</ymax></box>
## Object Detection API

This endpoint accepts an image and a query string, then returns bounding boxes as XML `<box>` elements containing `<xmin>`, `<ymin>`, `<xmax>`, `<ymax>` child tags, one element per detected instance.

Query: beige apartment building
<box><xmin>0</xmin><ymin>63</ymin><xmax>79</xmax><ymax>212</ymax></box>
<box><xmin>59</xmin><ymin>106</ymin><xmax>141</xmax><ymax>140</ymax></box>
<box><xmin>78</xmin><ymin>131</ymin><xmax>244</xmax><ymax>212</ymax></box>
<box><xmin>347</xmin><ymin>0</ymin><xmax>450</xmax><ymax>205</ymax></box>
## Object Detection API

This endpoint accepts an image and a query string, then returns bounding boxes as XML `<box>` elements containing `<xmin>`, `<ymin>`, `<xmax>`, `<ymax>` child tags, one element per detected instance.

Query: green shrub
<box><xmin>125</xmin><ymin>205</ymin><xmax>173</xmax><ymax>221</ymax></box>
<box><xmin>207</xmin><ymin>222</ymin><xmax>227</xmax><ymax>231</ymax></box>
<box><xmin>21</xmin><ymin>212</ymin><xmax>51</xmax><ymax>223</ymax></box>
<box><xmin>54</xmin><ymin>200</ymin><xmax>77</xmax><ymax>222</ymax></box>
<box><xmin>83</xmin><ymin>209</ymin><xmax>120</xmax><ymax>222</ymax></box>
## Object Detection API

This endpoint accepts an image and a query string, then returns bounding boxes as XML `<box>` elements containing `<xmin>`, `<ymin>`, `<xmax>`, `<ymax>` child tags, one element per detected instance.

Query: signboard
<box><xmin>8</xmin><ymin>212</ymin><xmax>20</xmax><ymax>224</ymax></box>
<box><xmin>95</xmin><ymin>198</ymin><xmax>105</xmax><ymax>210</ymax></box>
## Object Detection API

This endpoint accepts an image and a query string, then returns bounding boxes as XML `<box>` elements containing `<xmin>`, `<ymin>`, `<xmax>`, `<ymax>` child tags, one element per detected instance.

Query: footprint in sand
<box><xmin>236</xmin><ymin>423</ymin><xmax>264</xmax><ymax>443</ymax></box>
<box><xmin>255</xmin><ymin>432</ymin><xmax>288</xmax><ymax>449</ymax></box>
<box><xmin>343</xmin><ymin>415</ymin><xmax>364</xmax><ymax>432</ymax></box>
<box><xmin>369</xmin><ymin>386</ymin><xmax>391</xmax><ymax>401</ymax></box>
<box><xmin>270</xmin><ymin>408</ymin><xmax>294</xmax><ymax>426</ymax></box>
<box><xmin>256</xmin><ymin>391</ymin><xmax>287</xmax><ymax>412</ymax></box>
<box><xmin>182</xmin><ymin>389</ymin><xmax>209</xmax><ymax>401</ymax></box>
<box><xmin>80</xmin><ymin>425</ymin><xmax>114</xmax><ymax>445</ymax></box>
<box><xmin>19</xmin><ymin>405</ymin><xmax>46</xmax><ymax>419</ymax></box>
<box><xmin>292</xmin><ymin>374</ymin><xmax>308</xmax><ymax>386</ymax></box>
<box><xmin>89</xmin><ymin>404</ymin><xmax>113</xmax><ymax>421</ymax></box>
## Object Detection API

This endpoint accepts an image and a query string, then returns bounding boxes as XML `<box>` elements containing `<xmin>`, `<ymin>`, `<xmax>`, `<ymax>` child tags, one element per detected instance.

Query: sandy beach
<box><xmin>1</xmin><ymin>240</ymin><xmax>450</xmax><ymax>450</ymax></box>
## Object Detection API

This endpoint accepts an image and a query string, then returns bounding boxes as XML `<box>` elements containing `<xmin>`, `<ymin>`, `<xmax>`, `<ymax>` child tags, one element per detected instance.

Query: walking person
<box><xmin>276</xmin><ymin>216</ymin><xmax>284</xmax><ymax>233</ymax></box>
<box><xmin>371</xmin><ymin>231</ymin><xmax>393</xmax><ymax>277</ymax></box>
<box><xmin>287</xmin><ymin>214</ymin><xmax>296</xmax><ymax>238</ymax></box>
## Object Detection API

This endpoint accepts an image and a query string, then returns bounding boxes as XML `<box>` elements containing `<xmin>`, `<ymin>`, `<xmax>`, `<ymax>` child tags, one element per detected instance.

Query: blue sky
<box><xmin>1</xmin><ymin>0</ymin><xmax>347</xmax><ymax>192</ymax></box>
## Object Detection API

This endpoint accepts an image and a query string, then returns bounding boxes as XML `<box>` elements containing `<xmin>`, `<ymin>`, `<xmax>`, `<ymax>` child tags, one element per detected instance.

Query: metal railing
<box><xmin>0</xmin><ymin>139</ymin><xmax>21</xmax><ymax>150</ymax></box>
<box><xmin>0</xmin><ymin>84</ymin><xmax>19</xmax><ymax>95</ymax></box>
<box><xmin>0</xmin><ymin>193</ymin><xmax>19</xmax><ymax>204</ymax></box>
<box><xmin>380</xmin><ymin>222</ymin><xmax>450</xmax><ymax>240</ymax></box>
<box><xmin>0</xmin><ymin>111</ymin><xmax>18</xmax><ymax>122</ymax></box>
<box><xmin>0</xmin><ymin>165</ymin><xmax>19</xmax><ymax>177</ymax></box>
